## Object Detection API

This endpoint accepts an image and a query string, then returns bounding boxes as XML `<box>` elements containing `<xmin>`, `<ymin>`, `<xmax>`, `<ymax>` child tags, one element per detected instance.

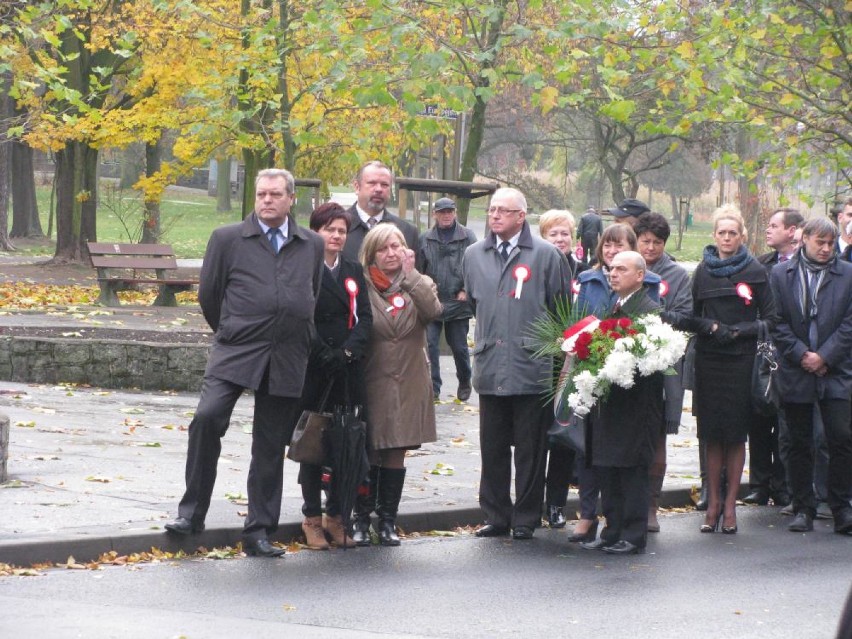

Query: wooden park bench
<box><xmin>86</xmin><ymin>242</ymin><xmax>198</xmax><ymax>307</ymax></box>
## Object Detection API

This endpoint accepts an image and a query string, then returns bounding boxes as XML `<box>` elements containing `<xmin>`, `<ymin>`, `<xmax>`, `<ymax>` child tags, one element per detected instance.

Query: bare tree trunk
<box><xmin>141</xmin><ymin>136</ymin><xmax>162</xmax><ymax>244</ymax></box>
<box><xmin>216</xmin><ymin>156</ymin><xmax>232</xmax><ymax>212</ymax></box>
<box><xmin>10</xmin><ymin>139</ymin><xmax>43</xmax><ymax>237</ymax></box>
<box><xmin>0</xmin><ymin>69</ymin><xmax>15</xmax><ymax>251</ymax></box>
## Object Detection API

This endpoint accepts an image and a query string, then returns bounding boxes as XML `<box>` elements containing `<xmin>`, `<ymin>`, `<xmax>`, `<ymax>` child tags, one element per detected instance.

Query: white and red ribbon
<box><xmin>659</xmin><ymin>279</ymin><xmax>669</xmax><ymax>297</ymax></box>
<box><xmin>735</xmin><ymin>282</ymin><xmax>753</xmax><ymax>306</ymax></box>
<box><xmin>571</xmin><ymin>279</ymin><xmax>581</xmax><ymax>296</ymax></box>
<box><xmin>386</xmin><ymin>293</ymin><xmax>406</xmax><ymax>317</ymax></box>
<box><xmin>513</xmin><ymin>264</ymin><xmax>531</xmax><ymax>299</ymax></box>
<box><xmin>561</xmin><ymin>315</ymin><xmax>601</xmax><ymax>352</ymax></box>
<box><xmin>344</xmin><ymin>277</ymin><xmax>359</xmax><ymax>329</ymax></box>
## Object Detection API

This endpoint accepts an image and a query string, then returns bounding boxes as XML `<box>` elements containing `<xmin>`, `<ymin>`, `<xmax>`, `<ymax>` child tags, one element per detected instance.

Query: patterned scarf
<box><xmin>796</xmin><ymin>248</ymin><xmax>833</xmax><ymax>321</ymax></box>
<box><xmin>368</xmin><ymin>265</ymin><xmax>403</xmax><ymax>296</ymax></box>
<box><xmin>702</xmin><ymin>244</ymin><xmax>753</xmax><ymax>277</ymax></box>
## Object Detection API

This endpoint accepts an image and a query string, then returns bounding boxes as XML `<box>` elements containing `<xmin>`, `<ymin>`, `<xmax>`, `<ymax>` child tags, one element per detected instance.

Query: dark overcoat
<box><xmin>769</xmin><ymin>256</ymin><xmax>852</xmax><ymax>402</ymax></box>
<box><xmin>591</xmin><ymin>288</ymin><xmax>664</xmax><ymax>467</ymax></box>
<box><xmin>301</xmin><ymin>258</ymin><xmax>373</xmax><ymax>412</ymax></box>
<box><xmin>198</xmin><ymin>213</ymin><xmax>324</xmax><ymax>398</ymax></box>
<box><xmin>416</xmin><ymin>222</ymin><xmax>477</xmax><ymax>321</ymax></box>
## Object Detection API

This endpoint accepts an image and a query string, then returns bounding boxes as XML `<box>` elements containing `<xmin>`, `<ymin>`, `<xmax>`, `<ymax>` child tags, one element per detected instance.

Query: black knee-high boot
<box><xmin>352</xmin><ymin>465</ymin><xmax>379</xmax><ymax>546</ymax></box>
<box><xmin>376</xmin><ymin>467</ymin><xmax>406</xmax><ymax>546</ymax></box>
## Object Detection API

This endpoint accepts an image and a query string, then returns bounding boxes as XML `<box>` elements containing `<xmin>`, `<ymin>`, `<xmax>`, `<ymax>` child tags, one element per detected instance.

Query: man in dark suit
<box><xmin>581</xmin><ymin>251</ymin><xmax>663</xmax><ymax>555</ymax></box>
<box><xmin>576</xmin><ymin>207</ymin><xmax>603</xmax><ymax>264</ymax></box>
<box><xmin>770</xmin><ymin>217</ymin><xmax>852</xmax><ymax>535</ymax></box>
<box><xmin>165</xmin><ymin>168</ymin><xmax>325</xmax><ymax>557</ymax></box>
<box><xmin>744</xmin><ymin>208</ymin><xmax>804</xmax><ymax>507</ymax></box>
<box><xmin>341</xmin><ymin>161</ymin><xmax>418</xmax><ymax>261</ymax></box>
<box><xmin>834</xmin><ymin>197</ymin><xmax>852</xmax><ymax>262</ymax></box>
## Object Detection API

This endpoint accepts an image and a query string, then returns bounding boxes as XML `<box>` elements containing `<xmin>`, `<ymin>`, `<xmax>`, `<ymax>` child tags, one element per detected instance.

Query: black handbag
<box><xmin>548</xmin><ymin>395</ymin><xmax>586</xmax><ymax>455</ymax></box>
<box><xmin>752</xmin><ymin>321</ymin><xmax>780</xmax><ymax>416</ymax></box>
<box><xmin>287</xmin><ymin>382</ymin><xmax>334</xmax><ymax>465</ymax></box>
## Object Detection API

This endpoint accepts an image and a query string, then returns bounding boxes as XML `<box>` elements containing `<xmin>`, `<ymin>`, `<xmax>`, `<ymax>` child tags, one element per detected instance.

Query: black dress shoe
<box><xmin>547</xmin><ymin>506</ymin><xmax>567</xmax><ymax>528</ymax></box>
<box><xmin>834</xmin><ymin>509</ymin><xmax>852</xmax><ymax>535</ymax></box>
<box><xmin>164</xmin><ymin>517</ymin><xmax>204</xmax><ymax>535</ymax></box>
<box><xmin>742</xmin><ymin>490</ymin><xmax>769</xmax><ymax>505</ymax></box>
<box><xmin>457</xmin><ymin>381</ymin><xmax>472</xmax><ymax>402</ymax></box>
<box><xmin>579</xmin><ymin>538</ymin><xmax>611</xmax><ymax>551</ymax></box>
<box><xmin>474</xmin><ymin>524</ymin><xmax>510</xmax><ymax>538</ymax></box>
<box><xmin>244</xmin><ymin>538</ymin><xmax>286</xmax><ymax>557</ymax></box>
<box><xmin>770</xmin><ymin>491</ymin><xmax>791</xmax><ymax>507</ymax></box>
<box><xmin>788</xmin><ymin>512</ymin><xmax>814</xmax><ymax>532</ymax></box>
<box><xmin>512</xmin><ymin>526</ymin><xmax>534</xmax><ymax>540</ymax></box>
<box><xmin>602</xmin><ymin>540</ymin><xmax>644</xmax><ymax>555</ymax></box>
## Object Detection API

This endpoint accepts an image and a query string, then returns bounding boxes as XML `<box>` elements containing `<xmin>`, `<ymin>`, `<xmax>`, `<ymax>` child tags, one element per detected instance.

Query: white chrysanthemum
<box><xmin>613</xmin><ymin>336</ymin><xmax>635</xmax><ymax>352</ymax></box>
<box><xmin>600</xmin><ymin>350</ymin><xmax>637</xmax><ymax>388</ymax></box>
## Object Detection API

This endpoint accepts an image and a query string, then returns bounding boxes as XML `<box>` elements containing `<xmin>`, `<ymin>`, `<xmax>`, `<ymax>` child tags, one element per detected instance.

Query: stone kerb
<box><xmin>0</xmin><ymin>336</ymin><xmax>208</xmax><ymax>392</ymax></box>
<box><xmin>0</xmin><ymin>411</ymin><xmax>8</xmax><ymax>483</ymax></box>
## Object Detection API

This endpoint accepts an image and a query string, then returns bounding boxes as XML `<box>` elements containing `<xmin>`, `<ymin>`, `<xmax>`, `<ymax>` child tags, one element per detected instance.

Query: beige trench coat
<box><xmin>363</xmin><ymin>269</ymin><xmax>443</xmax><ymax>450</ymax></box>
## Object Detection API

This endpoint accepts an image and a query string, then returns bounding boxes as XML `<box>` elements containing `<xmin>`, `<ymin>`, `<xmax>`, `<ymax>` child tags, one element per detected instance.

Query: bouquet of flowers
<box><xmin>530</xmin><ymin>302</ymin><xmax>688</xmax><ymax>416</ymax></box>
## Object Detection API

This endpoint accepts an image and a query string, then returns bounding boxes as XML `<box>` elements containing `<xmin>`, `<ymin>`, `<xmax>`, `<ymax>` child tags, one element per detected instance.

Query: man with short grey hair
<box><xmin>771</xmin><ymin>217</ymin><xmax>852</xmax><ymax>535</ymax></box>
<box><xmin>463</xmin><ymin>187</ymin><xmax>569</xmax><ymax>540</ymax></box>
<box><xmin>165</xmin><ymin>168</ymin><xmax>325</xmax><ymax>557</ymax></box>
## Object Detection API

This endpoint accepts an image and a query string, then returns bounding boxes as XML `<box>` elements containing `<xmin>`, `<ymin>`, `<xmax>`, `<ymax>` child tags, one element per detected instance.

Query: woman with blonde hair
<box><xmin>684</xmin><ymin>204</ymin><xmax>777</xmax><ymax>534</ymax></box>
<box><xmin>352</xmin><ymin>224</ymin><xmax>443</xmax><ymax>546</ymax></box>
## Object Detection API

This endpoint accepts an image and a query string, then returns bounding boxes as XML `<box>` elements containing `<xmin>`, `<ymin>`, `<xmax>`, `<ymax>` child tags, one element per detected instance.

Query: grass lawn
<box><xmin>13</xmin><ymin>183</ymin><xmax>713</xmax><ymax>262</ymax></box>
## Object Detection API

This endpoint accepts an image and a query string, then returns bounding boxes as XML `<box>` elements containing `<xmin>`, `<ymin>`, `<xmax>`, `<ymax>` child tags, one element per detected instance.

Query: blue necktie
<box><xmin>267</xmin><ymin>228</ymin><xmax>281</xmax><ymax>254</ymax></box>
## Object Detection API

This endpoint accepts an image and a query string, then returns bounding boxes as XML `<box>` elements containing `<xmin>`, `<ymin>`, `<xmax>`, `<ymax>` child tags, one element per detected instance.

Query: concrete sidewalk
<box><xmin>0</xmin><ymin>358</ymin><xmax>705</xmax><ymax>568</ymax></box>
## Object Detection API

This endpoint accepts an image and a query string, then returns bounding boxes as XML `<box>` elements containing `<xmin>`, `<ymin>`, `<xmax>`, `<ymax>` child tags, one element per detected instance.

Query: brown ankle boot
<box><xmin>324</xmin><ymin>514</ymin><xmax>356</xmax><ymax>548</ymax></box>
<box><xmin>302</xmin><ymin>516</ymin><xmax>329</xmax><ymax>550</ymax></box>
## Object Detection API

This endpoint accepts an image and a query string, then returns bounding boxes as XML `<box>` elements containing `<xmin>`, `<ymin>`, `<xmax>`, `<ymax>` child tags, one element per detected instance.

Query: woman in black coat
<box><xmin>683</xmin><ymin>205</ymin><xmax>777</xmax><ymax>535</ymax></box>
<box><xmin>299</xmin><ymin>203</ymin><xmax>372</xmax><ymax>549</ymax></box>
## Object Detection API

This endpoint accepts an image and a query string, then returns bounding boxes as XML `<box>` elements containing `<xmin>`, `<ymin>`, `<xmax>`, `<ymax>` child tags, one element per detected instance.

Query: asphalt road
<box><xmin>1</xmin><ymin>508</ymin><xmax>849</xmax><ymax>639</ymax></box>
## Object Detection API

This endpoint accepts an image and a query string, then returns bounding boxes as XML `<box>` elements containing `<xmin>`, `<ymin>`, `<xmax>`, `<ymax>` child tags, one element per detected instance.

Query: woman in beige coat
<box><xmin>352</xmin><ymin>224</ymin><xmax>442</xmax><ymax>546</ymax></box>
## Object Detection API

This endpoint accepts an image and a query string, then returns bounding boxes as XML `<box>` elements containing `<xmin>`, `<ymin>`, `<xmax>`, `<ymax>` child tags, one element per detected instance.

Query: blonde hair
<box><xmin>538</xmin><ymin>209</ymin><xmax>576</xmax><ymax>237</ymax></box>
<box><xmin>712</xmin><ymin>204</ymin><xmax>747</xmax><ymax>240</ymax></box>
<box><xmin>359</xmin><ymin>223</ymin><xmax>407</xmax><ymax>268</ymax></box>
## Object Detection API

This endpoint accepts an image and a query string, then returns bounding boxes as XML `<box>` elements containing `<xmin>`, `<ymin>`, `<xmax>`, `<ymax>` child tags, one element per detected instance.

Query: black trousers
<box><xmin>545</xmin><ymin>445</ymin><xmax>575</xmax><ymax>509</ymax></box>
<box><xmin>597</xmin><ymin>464</ymin><xmax>649</xmax><ymax>548</ymax></box>
<box><xmin>177</xmin><ymin>375</ymin><xmax>301</xmax><ymax>543</ymax></box>
<box><xmin>479</xmin><ymin>394</ymin><xmax>549</xmax><ymax>529</ymax></box>
<box><xmin>748</xmin><ymin>412</ymin><xmax>787</xmax><ymax>496</ymax></box>
<box><xmin>785</xmin><ymin>399</ymin><xmax>852</xmax><ymax>518</ymax></box>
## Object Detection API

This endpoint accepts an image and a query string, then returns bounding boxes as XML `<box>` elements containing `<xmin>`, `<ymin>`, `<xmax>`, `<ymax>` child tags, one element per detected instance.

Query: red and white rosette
<box><xmin>735</xmin><ymin>282</ymin><xmax>753</xmax><ymax>306</ymax></box>
<box><xmin>561</xmin><ymin>315</ymin><xmax>601</xmax><ymax>352</ymax></box>
<box><xmin>344</xmin><ymin>277</ymin><xmax>359</xmax><ymax>328</ymax></box>
<box><xmin>659</xmin><ymin>279</ymin><xmax>669</xmax><ymax>297</ymax></box>
<box><xmin>388</xmin><ymin>293</ymin><xmax>406</xmax><ymax>317</ymax></box>
<box><xmin>571</xmin><ymin>279</ymin><xmax>581</xmax><ymax>296</ymax></box>
<box><xmin>513</xmin><ymin>264</ymin><xmax>531</xmax><ymax>299</ymax></box>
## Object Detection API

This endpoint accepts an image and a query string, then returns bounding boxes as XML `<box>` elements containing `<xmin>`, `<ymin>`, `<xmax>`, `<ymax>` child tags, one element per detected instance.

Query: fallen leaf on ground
<box><xmin>429</xmin><ymin>463</ymin><xmax>454</xmax><ymax>476</ymax></box>
<box><xmin>85</xmin><ymin>476</ymin><xmax>111</xmax><ymax>483</ymax></box>
<box><xmin>15</xmin><ymin>421</ymin><xmax>36</xmax><ymax>428</ymax></box>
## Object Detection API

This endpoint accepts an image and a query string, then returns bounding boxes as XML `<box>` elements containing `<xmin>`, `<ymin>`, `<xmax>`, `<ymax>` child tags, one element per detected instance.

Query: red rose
<box><xmin>617</xmin><ymin>318</ymin><xmax>631</xmax><ymax>329</ymax></box>
<box><xmin>599</xmin><ymin>319</ymin><xmax>617</xmax><ymax>331</ymax></box>
<box><xmin>575</xmin><ymin>344</ymin><xmax>591</xmax><ymax>360</ymax></box>
<box><xmin>628</xmin><ymin>328</ymin><xmax>638</xmax><ymax>336</ymax></box>
<box><xmin>609</xmin><ymin>331</ymin><xmax>621</xmax><ymax>339</ymax></box>
<box><xmin>575</xmin><ymin>332</ymin><xmax>593</xmax><ymax>348</ymax></box>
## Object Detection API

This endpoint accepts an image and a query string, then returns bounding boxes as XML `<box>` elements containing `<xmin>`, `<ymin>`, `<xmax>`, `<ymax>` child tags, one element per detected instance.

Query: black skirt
<box><xmin>693</xmin><ymin>351</ymin><xmax>754</xmax><ymax>444</ymax></box>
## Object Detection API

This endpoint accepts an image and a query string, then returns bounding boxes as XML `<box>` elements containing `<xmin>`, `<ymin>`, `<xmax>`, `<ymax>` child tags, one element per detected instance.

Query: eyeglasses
<box><xmin>487</xmin><ymin>207</ymin><xmax>523</xmax><ymax>217</ymax></box>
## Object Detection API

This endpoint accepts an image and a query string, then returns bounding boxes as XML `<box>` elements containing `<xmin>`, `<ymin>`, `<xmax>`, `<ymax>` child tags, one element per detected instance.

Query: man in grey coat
<box><xmin>417</xmin><ymin>197</ymin><xmax>477</xmax><ymax>401</ymax></box>
<box><xmin>463</xmin><ymin>187</ymin><xmax>569</xmax><ymax>539</ymax></box>
<box><xmin>342</xmin><ymin>161</ymin><xmax>418</xmax><ymax>261</ymax></box>
<box><xmin>165</xmin><ymin>168</ymin><xmax>325</xmax><ymax>557</ymax></box>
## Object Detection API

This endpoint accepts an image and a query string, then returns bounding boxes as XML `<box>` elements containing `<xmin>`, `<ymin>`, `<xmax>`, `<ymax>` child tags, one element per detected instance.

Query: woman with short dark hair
<box><xmin>298</xmin><ymin>203</ymin><xmax>372</xmax><ymax>550</ymax></box>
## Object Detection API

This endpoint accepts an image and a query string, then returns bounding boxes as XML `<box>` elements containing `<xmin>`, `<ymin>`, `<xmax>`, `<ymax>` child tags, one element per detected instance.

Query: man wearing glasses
<box><xmin>463</xmin><ymin>187</ymin><xmax>570</xmax><ymax>540</ymax></box>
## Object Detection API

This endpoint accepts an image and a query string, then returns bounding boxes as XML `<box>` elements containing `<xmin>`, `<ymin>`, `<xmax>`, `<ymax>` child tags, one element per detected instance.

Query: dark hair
<box><xmin>633</xmin><ymin>213</ymin><xmax>671</xmax><ymax>243</ymax></box>
<box><xmin>310</xmin><ymin>202</ymin><xmax>351</xmax><ymax>232</ymax></box>
<box><xmin>771</xmin><ymin>207</ymin><xmax>805</xmax><ymax>229</ymax></box>
<box><xmin>594</xmin><ymin>224</ymin><xmax>637</xmax><ymax>269</ymax></box>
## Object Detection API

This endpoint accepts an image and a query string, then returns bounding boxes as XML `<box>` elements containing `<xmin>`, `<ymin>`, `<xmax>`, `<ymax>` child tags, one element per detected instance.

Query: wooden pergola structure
<box><xmin>395</xmin><ymin>177</ymin><xmax>500</xmax><ymax>230</ymax></box>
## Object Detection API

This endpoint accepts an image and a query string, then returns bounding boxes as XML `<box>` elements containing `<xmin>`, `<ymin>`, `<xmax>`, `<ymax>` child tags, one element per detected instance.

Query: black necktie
<box><xmin>500</xmin><ymin>241</ymin><xmax>510</xmax><ymax>262</ymax></box>
<box><xmin>267</xmin><ymin>228</ymin><xmax>281</xmax><ymax>254</ymax></box>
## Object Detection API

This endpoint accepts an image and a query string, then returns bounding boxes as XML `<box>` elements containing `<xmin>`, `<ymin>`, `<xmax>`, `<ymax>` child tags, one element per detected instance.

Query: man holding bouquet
<box><xmin>581</xmin><ymin>251</ymin><xmax>664</xmax><ymax>555</ymax></box>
